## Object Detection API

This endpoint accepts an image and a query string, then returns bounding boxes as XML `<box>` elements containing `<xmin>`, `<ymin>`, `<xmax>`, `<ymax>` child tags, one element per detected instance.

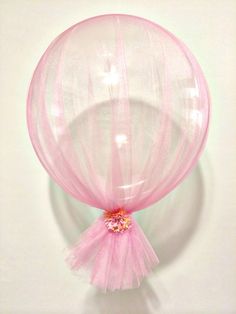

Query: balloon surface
<box><xmin>27</xmin><ymin>14</ymin><xmax>210</xmax><ymax>212</ymax></box>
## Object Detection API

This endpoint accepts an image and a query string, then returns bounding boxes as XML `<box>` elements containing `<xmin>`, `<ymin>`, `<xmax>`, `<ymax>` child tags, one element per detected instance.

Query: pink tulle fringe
<box><xmin>67</xmin><ymin>216</ymin><xmax>159</xmax><ymax>291</ymax></box>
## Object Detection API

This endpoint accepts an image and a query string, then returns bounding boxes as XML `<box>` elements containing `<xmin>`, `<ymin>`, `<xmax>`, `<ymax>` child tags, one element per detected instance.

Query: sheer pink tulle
<box><xmin>67</xmin><ymin>217</ymin><xmax>158</xmax><ymax>291</ymax></box>
<box><xmin>27</xmin><ymin>14</ymin><xmax>210</xmax><ymax>291</ymax></box>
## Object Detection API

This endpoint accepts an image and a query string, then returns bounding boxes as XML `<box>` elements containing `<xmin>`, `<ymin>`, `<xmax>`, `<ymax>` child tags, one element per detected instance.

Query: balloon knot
<box><xmin>104</xmin><ymin>209</ymin><xmax>132</xmax><ymax>233</ymax></box>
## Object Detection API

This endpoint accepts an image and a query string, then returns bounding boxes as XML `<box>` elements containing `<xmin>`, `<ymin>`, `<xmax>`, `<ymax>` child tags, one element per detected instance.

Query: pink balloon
<box><xmin>27</xmin><ymin>14</ymin><xmax>210</xmax><ymax>291</ymax></box>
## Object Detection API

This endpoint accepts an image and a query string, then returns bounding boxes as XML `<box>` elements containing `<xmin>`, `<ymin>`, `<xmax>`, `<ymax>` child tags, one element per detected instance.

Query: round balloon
<box><xmin>27</xmin><ymin>14</ymin><xmax>210</xmax><ymax>213</ymax></box>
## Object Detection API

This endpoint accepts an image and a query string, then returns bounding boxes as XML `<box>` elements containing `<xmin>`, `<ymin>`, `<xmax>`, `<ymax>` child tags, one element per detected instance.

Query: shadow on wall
<box><xmin>137</xmin><ymin>162</ymin><xmax>205</xmax><ymax>269</ymax></box>
<box><xmin>82</xmin><ymin>279</ymin><xmax>161</xmax><ymax>314</ymax></box>
<box><xmin>49</xmin><ymin>162</ymin><xmax>205</xmax><ymax>269</ymax></box>
<box><xmin>49</xmin><ymin>162</ymin><xmax>206</xmax><ymax>314</ymax></box>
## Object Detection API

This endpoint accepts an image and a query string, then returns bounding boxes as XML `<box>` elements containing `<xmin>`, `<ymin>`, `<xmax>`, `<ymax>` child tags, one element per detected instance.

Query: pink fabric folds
<box><xmin>27</xmin><ymin>14</ymin><xmax>210</xmax><ymax>291</ymax></box>
<box><xmin>67</xmin><ymin>214</ymin><xmax>159</xmax><ymax>291</ymax></box>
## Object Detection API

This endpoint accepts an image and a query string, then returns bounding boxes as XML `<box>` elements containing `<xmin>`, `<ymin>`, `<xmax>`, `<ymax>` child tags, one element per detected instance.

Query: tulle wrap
<box><xmin>67</xmin><ymin>215</ymin><xmax>159</xmax><ymax>291</ymax></box>
<box><xmin>27</xmin><ymin>14</ymin><xmax>210</xmax><ymax>291</ymax></box>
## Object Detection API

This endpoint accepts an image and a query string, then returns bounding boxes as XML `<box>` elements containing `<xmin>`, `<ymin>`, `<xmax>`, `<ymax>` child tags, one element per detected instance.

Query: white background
<box><xmin>0</xmin><ymin>1</ymin><xmax>236</xmax><ymax>313</ymax></box>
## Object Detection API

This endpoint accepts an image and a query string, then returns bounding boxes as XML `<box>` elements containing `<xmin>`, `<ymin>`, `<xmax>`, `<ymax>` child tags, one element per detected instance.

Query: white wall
<box><xmin>1</xmin><ymin>1</ymin><xmax>236</xmax><ymax>313</ymax></box>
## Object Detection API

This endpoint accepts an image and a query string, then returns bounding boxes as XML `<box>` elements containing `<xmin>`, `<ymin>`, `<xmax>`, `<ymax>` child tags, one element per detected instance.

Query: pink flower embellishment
<box><xmin>104</xmin><ymin>209</ymin><xmax>132</xmax><ymax>233</ymax></box>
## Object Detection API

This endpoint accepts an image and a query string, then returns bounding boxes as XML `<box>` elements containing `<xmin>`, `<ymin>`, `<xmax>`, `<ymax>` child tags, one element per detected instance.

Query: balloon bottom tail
<box><xmin>67</xmin><ymin>214</ymin><xmax>159</xmax><ymax>291</ymax></box>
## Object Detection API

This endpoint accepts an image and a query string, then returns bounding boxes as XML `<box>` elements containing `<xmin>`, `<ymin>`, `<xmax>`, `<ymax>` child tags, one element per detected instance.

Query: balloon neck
<box><xmin>103</xmin><ymin>208</ymin><xmax>132</xmax><ymax>233</ymax></box>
